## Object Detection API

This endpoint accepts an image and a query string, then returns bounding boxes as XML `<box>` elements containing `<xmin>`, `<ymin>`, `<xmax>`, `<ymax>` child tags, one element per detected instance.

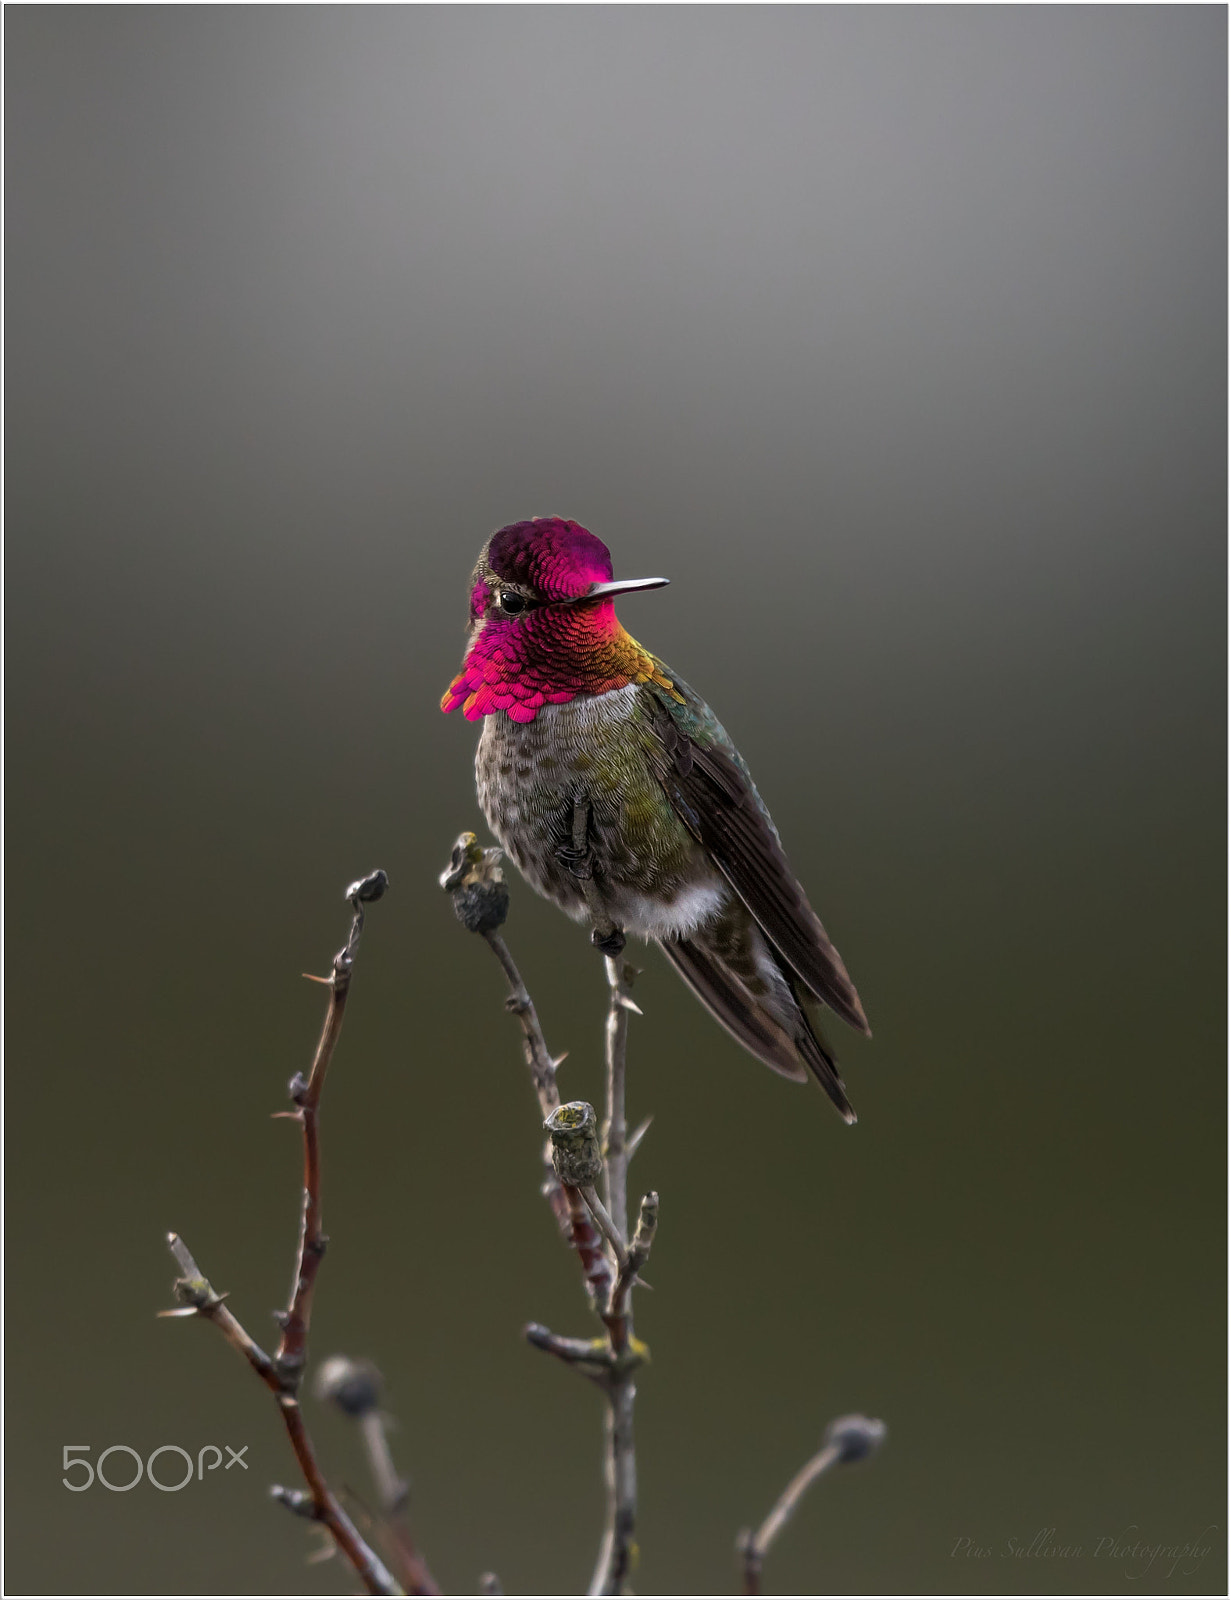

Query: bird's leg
<box><xmin>556</xmin><ymin>792</ymin><xmax>626</xmax><ymax>958</ymax></box>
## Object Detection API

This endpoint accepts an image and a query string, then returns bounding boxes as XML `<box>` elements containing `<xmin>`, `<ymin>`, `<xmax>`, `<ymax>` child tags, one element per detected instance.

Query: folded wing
<box><xmin>647</xmin><ymin>687</ymin><xmax>871</xmax><ymax>1037</ymax></box>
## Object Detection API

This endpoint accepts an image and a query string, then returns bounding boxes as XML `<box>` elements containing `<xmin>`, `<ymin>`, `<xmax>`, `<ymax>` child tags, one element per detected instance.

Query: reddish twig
<box><xmin>275</xmin><ymin>874</ymin><xmax>383</xmax><ymax>1382</ymax></box>
<box><xmin>162</xmin><ymin>871</ymin><xmax>407</xmax><ymax>1597</ymax></box>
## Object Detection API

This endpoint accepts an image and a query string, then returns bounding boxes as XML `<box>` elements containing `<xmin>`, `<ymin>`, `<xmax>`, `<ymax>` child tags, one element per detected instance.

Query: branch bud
<box><xmin>440</xmin><ymin>832</ymin><xmax>509</xmax><ymax>934</ymax></box>
<box><xmin>312</xmin><ymin>1354</ymin><xmax>383</xmax><ymax>1417</ymax></box>
<box><xmin>544</xmin><ymin>1101</ymin><xmax>603</xmax><ymax>1186</ymax></box>
<box><xmin>345</xmin><ymin>869</ymin><xmax>389</xmax><ymax>905</ymax></box>
<box><xmin>822</xmin><ymin>1413</ymin><xmax>887</xmax><ymax>1463</ymax></box>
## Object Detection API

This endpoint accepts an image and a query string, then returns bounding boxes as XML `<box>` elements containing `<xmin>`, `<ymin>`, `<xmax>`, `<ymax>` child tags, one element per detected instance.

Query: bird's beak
<box><xmin>562</xmin><ymin>577</ymin><xmax>670</xmax><ymax>605</ymax></box>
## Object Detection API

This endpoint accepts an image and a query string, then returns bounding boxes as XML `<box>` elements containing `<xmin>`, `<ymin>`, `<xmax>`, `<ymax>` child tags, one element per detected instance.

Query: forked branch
<box><xmin>441</xmin><ymin>836</ymin><xmax>657</xmax><ymax>1596</ymax></box>
<box><xmin>161</xmin><ymin>871</ymin><xmax>419</xmax><ymax>1598</ymax></box>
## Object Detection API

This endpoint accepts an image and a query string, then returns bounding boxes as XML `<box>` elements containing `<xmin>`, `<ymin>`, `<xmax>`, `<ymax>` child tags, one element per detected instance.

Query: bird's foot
<box><xmin>554</xmin><ymin>841</ymin><xmax>594</xmax><ymax>881</ymax></box>
<box><xmin>591</xmin><ymin>925</ymin><xmax>626</xmax><ymax>958</ymax></box>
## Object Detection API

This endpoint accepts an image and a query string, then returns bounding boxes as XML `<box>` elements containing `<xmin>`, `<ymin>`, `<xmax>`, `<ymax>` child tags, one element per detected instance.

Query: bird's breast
<box><xmin>474</xmin><ymin>686</ymin><xmax>728</xmax><ymax>939</ymax></box>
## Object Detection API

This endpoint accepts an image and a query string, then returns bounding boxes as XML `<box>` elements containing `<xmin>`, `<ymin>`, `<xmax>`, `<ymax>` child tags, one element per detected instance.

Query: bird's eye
<box><xmin>498</xmin><ymin>591</ymin><xmax>527</xmax><ymax>615</ymax></box>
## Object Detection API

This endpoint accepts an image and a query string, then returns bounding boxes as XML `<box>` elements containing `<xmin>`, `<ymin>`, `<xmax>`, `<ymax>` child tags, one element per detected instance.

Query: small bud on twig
<box><xmin>822</xmin><ymin>1412</ymin><xmax>886</xmax><ymax>1464</ymax></box>
<box><xmin>314</xmin><ymin>1355</ymin><xmax>384</xmax><ymax>1418</ymax></box>
<box><xmin>738</xmin><ymin>1411</ymin><xmax>887</xmax><ymax>1592</ymax></box>
<box><xmin>440</xmin><ymin>832</ymin><xmax>510</xmax><ymax>934</ymax></box>
<box><xmin>346</xmin><ymin>870</ymin><xmax>389</xmax><ymax>905</ymax></box>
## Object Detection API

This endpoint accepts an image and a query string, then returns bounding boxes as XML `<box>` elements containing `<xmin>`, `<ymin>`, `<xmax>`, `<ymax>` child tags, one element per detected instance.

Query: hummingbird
<box><xmin>441</xmin><ymin>517</ymin><xmax>870</xmax><ymax>1122</ymax></box>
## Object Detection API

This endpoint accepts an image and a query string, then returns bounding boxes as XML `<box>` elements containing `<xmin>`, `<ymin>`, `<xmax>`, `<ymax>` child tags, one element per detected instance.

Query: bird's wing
<box><xmin>644</xmin><ymin>679</ymin><xmax>871</xmax><ymax>1036</ymax></box>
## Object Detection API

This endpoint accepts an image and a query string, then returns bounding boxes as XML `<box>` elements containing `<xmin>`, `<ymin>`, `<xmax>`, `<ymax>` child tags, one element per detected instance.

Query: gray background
<box><xmin>6</xmin><ymin>5</ymin><xmax>1225</xmax><ymax>1595</ymax></box>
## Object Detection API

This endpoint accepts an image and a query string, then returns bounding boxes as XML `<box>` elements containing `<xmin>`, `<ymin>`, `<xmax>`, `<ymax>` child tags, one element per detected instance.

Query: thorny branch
<box><xmin>588</xmin><ymin>953</ymin><xmax>647</xmax><ymax>1597</ymax></box>
<box><xmin>161</xmin><ymin>837</ymin><xmax>884</xmax><ymax>1596</ymax></box>
<box><xmin>442</xmin><ymin>834</ymin><xmax>657</xmax><ymax>1596</ymax></box>
<box><xmin>276</xmin><ymin>872</ymin><xmax>385</xmax><ymax>1382</ymax></box>
<box><xmin>736</xmin><ymin>1414</ymin><xmax>887</xmax><ymax>1594</ymax></box>
<box><xmin>162</xmin><ymin>1233</ymin><xmax>400</xmax><ymax>1597</ymax></box>
<box><xmin>162</xmin><ymin>871</ymin><xmax>419</xmax><ymax>1598</ymax></box>
<box><xmin>440</xmin><ymin>834</ymin><xmax>617</xmax><ymax>1316</ymax></box>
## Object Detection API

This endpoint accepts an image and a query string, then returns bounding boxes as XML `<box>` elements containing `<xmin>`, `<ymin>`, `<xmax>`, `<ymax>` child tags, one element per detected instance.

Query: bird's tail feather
<box><xmin>658</xmin><ymin>930</ymin><xmax>857</xmax><ymax>1124</ymax></box>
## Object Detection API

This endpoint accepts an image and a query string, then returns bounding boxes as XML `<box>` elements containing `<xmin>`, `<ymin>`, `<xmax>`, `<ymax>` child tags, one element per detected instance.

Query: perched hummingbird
<box><xmin>441</xmin><ymin>517</ymin><xmax>870</xmax><ymax>1122</ymax></box>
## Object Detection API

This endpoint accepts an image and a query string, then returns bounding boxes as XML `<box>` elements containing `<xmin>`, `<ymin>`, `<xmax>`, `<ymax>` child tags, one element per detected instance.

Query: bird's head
<box><xmin>465</xmin><ymin>518</ymin><xmax>668</xmax><ymax>629</ymax></box>
<box><xmin>442</xmin><ymin>517</ymin><xmax>672</xmax><ymax>723</ymax></box>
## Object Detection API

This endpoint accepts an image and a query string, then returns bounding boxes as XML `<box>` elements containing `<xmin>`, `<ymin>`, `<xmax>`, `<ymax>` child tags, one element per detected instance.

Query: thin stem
<box><xmin>580</xmin><ymin>1184</ymin><xmax>628</xmax><ymax>1266</ymax></box>
<box><xmin>482</xmin><ymin>929</ymin><xmax>561</xmax><ymax>1119</ymax></box>
<box><xmin>479</xmin><ymin>927</ymin><xmax>616</xmax><ymax>1314</ymax></box>
<box><xmin>590</xmin><ymin>955</ymin><xmax>641</xmax><ymax>1597</ymax></box>
<box><xmin>274</xmin><ymin>970</ymin><xmax>349</xmax><ymax>1380</ymax></box>
<box><xmin>444</xmin><ymin>839</ymin><xmax>655</xmax><ymax>1595</ymax></box>
<box><xmin>163</xmin><ymin>873</ymin><xmax>403</xmax><ymax>1597</ymax></box>
<box><xmin>740</xmin><ymin>1443</ymin><xmax>841</xmax><ymax>1594</ymax></box>
<box><xmin>737</xmin><ymin>1415</ymin><xmax>886</xmax><ymax>1594</ymax></box>
<box><xmin>358</xmin><ymin>1411</ymin><xmax>439</xmax><ymax>1597</ymax></box>
<box><xmin>163</xmin><ymin>1234</ymin><xmax>401</xmax><ymax>1597</ymax></box>
<box><xmin>608</xmin><ymin>1194</ymin><xmax>658</xmax><ymax>1332</ymax></box>
<box><xmin>602</xmin><ymin>955</ymin><xmax>632</xmax><ymax>1240</ymax></box>
<box><xmin>591</xmin><ymin>1380</ymin><xmax>637</xmax><ymax>1597</ymax></box>
<box><xmin>359</xmin><ymin>1410</ymin><xmax>407</xmax><ymax>1513</ymax></box>
<box><xmin>312</xmin><ymin>1355</ymin><xmax>438</xmax><ymax>1597</ymax></box>
<box><xmin>276</xmin><ymin>886</ymin><xmax>376</xmax><ymax>1381</ymax></box>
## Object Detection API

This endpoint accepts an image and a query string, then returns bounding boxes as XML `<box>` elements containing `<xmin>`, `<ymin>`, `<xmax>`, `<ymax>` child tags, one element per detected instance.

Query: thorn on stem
<box><xmin>271</xmin><ymin>1483</ymin><xmax>319</xmax><ymax>1520</ymax></box>
<box><xmin>627</xmin><ymin>1115</ymin><xmax>653</xmax><ymax>1161</ymax></box>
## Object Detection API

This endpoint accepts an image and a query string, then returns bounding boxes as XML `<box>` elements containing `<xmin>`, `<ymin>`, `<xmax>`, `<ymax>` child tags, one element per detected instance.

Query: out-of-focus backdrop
<box><xmin>6</xmin><ymin>7</ymin><xmax>1225</xmax><ymax>1595</ymax></box>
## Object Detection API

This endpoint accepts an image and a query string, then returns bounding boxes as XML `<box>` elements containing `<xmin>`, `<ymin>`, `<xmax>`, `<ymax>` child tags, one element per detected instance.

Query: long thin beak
<box><xmin>562</xmin><ymin>576</ymin><xmax>670</xmax><ymax>605</ymax></box>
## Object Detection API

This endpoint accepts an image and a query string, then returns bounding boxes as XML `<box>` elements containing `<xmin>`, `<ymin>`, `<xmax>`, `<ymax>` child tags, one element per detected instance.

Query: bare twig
<box><xmin>581</xmin><ymin>1183</ymin><xmax>630</xmax><ymax>1266</ymax></box>
<box><xmin>608</xmin><ymin>1192</ymin><xmax>659</xmax><ymax>1329</ymax></box>
<box><xmin>162</xmin><ymin>872</ymin><xmax>405</xmax><ymax>1598</ymax></box>
<box><xmin>314</xmin><ymin>1355</ymin><xmax>439</xmax><ymax>1596</ymax></box>
<box><xmin>275</xmin><ymin>870</ymin><xmax>387</xmax><ymax>1383</ymax></box>
<box><xmin>737</xmin><ymin>1414</ymin><xmax>887</xmax><ymax>1594</ymax></box>
<box><xmin>442</xmin><ymin>834</ymin><xmax>656</xmax><ymax>1594</ymax></box>
<box><xmin>589</xmin><ymin>955</ymin><xmax>647</xmax><ymax>1598</ymax></box>
<box><xmin>442</xmin><ymin>834</ymin><xmax>616</xmax><ymax>1314</ymax></box>
<box><xmin>601</xmin><ymin>956</ymin><xmax>635</xmax><ymax>1244</ymax></box>
<box><xmin>523</xmin><ymin>1323</ymin><xmax>613</xmax><ymax>1382</ymax></box>
<box><xmin>162</xmin><ymin>1234</ymin><xmax>401</xmax><ymax>1596</ymax></box>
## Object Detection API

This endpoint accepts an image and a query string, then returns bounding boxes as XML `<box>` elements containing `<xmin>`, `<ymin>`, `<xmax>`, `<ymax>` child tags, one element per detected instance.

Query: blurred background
<box><xmin>5</xmin><ymin>6</ymin><xmax>1225</xmax><ymax>1595</ymax></box>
